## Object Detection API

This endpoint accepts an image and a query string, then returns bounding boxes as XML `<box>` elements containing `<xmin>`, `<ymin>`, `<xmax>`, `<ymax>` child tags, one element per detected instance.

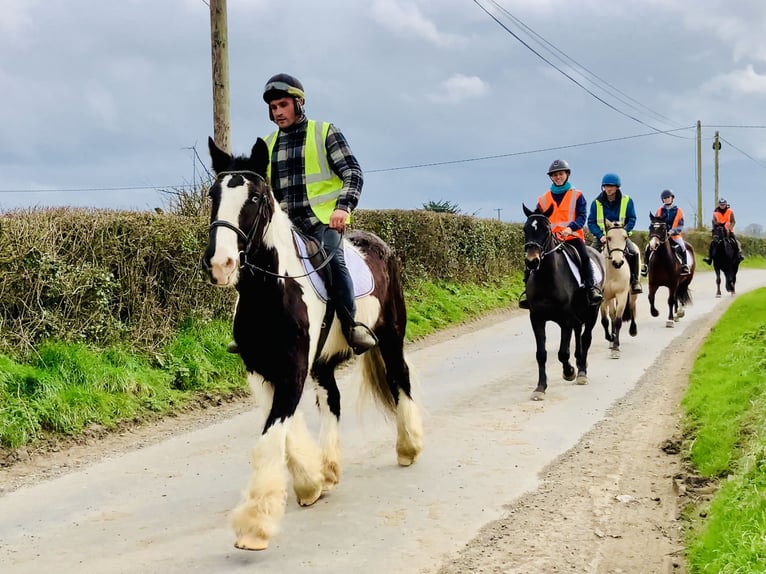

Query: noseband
<box><xmin>524</xmin><ymin>216</ymin><xmax>563</xmax><ymax>260</ymax></box>
<box><xmin>648</xmin><ymin>223</ymin><xmax>668</xmax><ymax>250</ymax></box>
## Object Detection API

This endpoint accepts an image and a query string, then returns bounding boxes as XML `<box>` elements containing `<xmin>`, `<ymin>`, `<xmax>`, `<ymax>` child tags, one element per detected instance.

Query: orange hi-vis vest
<box><xmin>539</xmin><ymin>189</ymin><xmax>585</xmax><ymax>241</ymax></box>
<box><xmin>656</xmin><ymin>206</ymin><xmax>683</xmax><ymax>240</ymax></box>
<box><xmin>713</xmin><ymin>208</ymin><xmax>733</xmax><ymax>228</ymax></box>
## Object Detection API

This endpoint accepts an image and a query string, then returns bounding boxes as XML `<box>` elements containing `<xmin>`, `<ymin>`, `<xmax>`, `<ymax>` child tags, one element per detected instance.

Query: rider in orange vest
<box><xmin>519</xmin><ymin>159</ymin><xmax>603</xmax><ymax>309</ymax></box>
<box><xmin>640</xmin><ymin>189</ymin><xmax>690</xmax><ymax>276</ymax></box>
<box><xmin>703</xmin><ymin>198</ymin><xmax>745</xmax><ymax>264</ymax></box>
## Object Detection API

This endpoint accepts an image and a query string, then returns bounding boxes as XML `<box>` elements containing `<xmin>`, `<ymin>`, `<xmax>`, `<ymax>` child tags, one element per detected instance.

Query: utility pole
<box><xmin>210</xmin><ymin>0</ymin><xmax>231</xmax><ymax>152</ymax></box>
<box><xmin>696</xmin><ymin>120</ymin><xmax>703</xmax><ymax>230</ymax></box>
<box><xmin>713</xmin><ymin>131</ymin><xmax>721</xmax><ymax>209</ymax></box>
<box><xmin>494</xmin><ymin>208</ymin><xmax>502</xmax><ymax>221</ymax></box>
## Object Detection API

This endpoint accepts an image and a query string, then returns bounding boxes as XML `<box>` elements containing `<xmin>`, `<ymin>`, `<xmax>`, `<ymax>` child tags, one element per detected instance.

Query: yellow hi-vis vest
<box><xmin>594</xmin><ymin>195</ymin><xmax>631</xmax><ymax>235</ymax></box>
<box><xmin>264</xmin><ymin>120</ymin><xmax>345</xmax><ymax>224</ymax></box>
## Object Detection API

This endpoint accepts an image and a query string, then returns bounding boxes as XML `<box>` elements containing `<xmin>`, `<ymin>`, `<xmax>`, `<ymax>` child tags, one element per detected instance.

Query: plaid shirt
<box><xmin>268</xmin><ymin>116</ymin><xmax>363</xmax><ymax>232</ymax></box>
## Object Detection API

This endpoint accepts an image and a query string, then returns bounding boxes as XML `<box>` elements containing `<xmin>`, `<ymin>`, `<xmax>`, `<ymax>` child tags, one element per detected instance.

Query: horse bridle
<box><xmin>205</xmin><ymin>170</ymin><xmax>334</xmax><ymax>279</ymax></box>
<box><xmin>648</xmin><ymin>221</ymin><xmax>668</xmax><ymax>251</ymax></box>
<box><xmin>524</xmin><ymin>215</ymin><xmax>564</xmax><ymax>260</ymax></box>
<box><xmin>604</xmin><ymin>227</ymin><xmax>628</xmax><ymax>261</ymax></box>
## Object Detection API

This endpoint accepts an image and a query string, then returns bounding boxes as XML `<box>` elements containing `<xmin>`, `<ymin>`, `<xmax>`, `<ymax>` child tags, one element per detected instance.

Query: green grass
<box><xmin>682</xmin><ymin>287</ymin><xmax>766</xmax><ymax>573</ymax></box>
<box><xmin>0</xmin><ymin>276</ymin><xmax>525</xmax><ymax>449</ymax></box>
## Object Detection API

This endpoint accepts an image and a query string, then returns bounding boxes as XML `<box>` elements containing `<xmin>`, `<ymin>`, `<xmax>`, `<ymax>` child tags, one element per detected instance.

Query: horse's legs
<box><xmin>648</xmin><ymin>285</ymin><xmax>659</xmax><ymax>317</ymax></box>
<box><xmin>558</xmin><ymin>324</ymin><xmax>576</xmax><ymax>382</ymax></box>
<box><xmin>311</xmin><ymin>360</ymin><xmax>343</xmax><ymax>491</ymax></box>
<box><xmin>366</xmin><ymin>328</ymin><xmax>423</xmax><ymax>466</ymax></box>
<box><xmin>625</xmin><ymin>294</ymin><xmax>638</xmax><ymax>337</ymax></box>
<box><xmin>231</xmin><ymin>373</ymin><xmax>322</xmax><ymax>551</ymax></box>
<box><xmin>531</xmin><ymin>317</ymin><xmax>548</xmax><ymax>399</ymax></box>
<box><xmin>600</xmin><ymin>301</ymin><xmax>612</xmax><ymax>342</ymax></box>
<box><xmin>666</xmin><ymin>290</ymin><xmax>677</xmax><ymax>327</ymax></box>
<box><xmin>715</xmin><ymin>267</ymin><xmax>722</xmax><ymax>297</ymax></box>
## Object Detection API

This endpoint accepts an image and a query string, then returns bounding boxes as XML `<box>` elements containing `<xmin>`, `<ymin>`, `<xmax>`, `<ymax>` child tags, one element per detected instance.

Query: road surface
<box><xmin>1</xmin><ymin>269</ymin><xmax>764</xmax><ymax>574</ymax></box>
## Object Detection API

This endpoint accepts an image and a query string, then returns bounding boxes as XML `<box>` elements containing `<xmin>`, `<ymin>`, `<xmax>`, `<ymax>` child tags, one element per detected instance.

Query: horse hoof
<box><xmin>563</xmin><ymin>371</ymin><xmax>576</xmax><ymax>382</ymax></box>
<box><xmin>650</xmin><ymin>309</ymin><xmax>659</xmax><ymax>317</ymax></box>
<box><xmin>235</xmin><ymin>534</ymin><xmax>270</xmax><ymax>551</ymax></box>
<box><xmin>576</xmin><ymin>374</ymin><xmax>588</xmax><ymax>385</ymax></box>
<box><xmin>297</xmin><ymin>487</ymin><xmax>322</xmax><ymax>507</ymax></box>
<box><xmin>610</xmin><ymin>349</ymin><xmax>620</xmax><ymax>359</ymax></box>
<box><xmin>531</xmin><ymin>390</ymin><xmax>545</xmax><ymax>401</ymax></box>
<box><xmin>665</xmin><ymin>321</ymin><xmax>674</xmax><ymax>328</ymax></box>
<box><xmin>716</xmin><ymin>294</ymin><xmax>721</xmax><ymax>298</ymax></box>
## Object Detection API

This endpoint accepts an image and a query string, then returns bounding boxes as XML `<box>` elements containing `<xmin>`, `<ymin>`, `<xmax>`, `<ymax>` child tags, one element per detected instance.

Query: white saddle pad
<box><xmin>563</xmin><ymin>252</ymin><xmax>603</xmax><ymax>287</ymax></box>
<box><xmin>293</xmin><ymin>230</ymin><xmax>374</xmax><ymax>303</ymax></box>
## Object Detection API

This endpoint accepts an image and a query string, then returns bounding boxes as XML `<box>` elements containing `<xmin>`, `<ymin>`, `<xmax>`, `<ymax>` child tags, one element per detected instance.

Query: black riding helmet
<box><xmin>263</xmin><ymin>73</ymin><xmax>306</xmax><ymax>120</ymax></box>
<box><xmin>660</xmin><ymin>189</ymin><xmax>674</xmax><ymax>200</ymax></box>
<box><xmin>547</xmin><ymin>159</ymin><xmax>571</xmax><ymax>175</ymax></box>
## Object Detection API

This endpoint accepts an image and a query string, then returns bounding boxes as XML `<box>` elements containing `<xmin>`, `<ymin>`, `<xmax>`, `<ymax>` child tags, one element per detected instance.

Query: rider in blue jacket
<box><xmin>587</xmin><ymin>173</ymin><xmax>642</xmax><ymax>294</ymax></box>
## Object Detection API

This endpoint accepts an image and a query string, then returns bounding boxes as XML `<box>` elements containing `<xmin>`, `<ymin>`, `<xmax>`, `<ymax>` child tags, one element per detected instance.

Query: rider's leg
<box><xmin>572</xmin><ymin>239</ymin><xmax>602</xmax><ymax>305</ymax></box>
<box><xmin>673</xmin><ymin>238</ymin><xmax>690</xmax><ymax>274</ymax></box>
<box><xmin>518</xmin><ymin>268</ymin><xmax>531</xmax><ymax>309</ymax></box>
<box><xmin>732</xmin><ymin>233</ymin><xmax>745</xmax><ymax>261</ymax></box>
<box><xmin>703</xmin><ymin>240</ymin><xmax>715</xmax><ymax>265</ymax></box>
<box><xmin>626</xmin><ymin>239</ymin><xmax>642</xmax><ymax>294</ymax></box>
<box><xmin>311</xmin><ymin>224</ymin><xmax>377</xmax><ymax>354</ymax></box>
<box><xmin>640</xmin><ymin>244</ymin><xmax>650</xmax><ymax>276</ymax></box>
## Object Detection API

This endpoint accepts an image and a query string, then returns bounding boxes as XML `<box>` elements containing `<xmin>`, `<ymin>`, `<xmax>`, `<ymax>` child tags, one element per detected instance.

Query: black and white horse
<box><xmin>202</xmin><ymin>137</ymin><xmax>423</xmax><ymax>551</ymax></box>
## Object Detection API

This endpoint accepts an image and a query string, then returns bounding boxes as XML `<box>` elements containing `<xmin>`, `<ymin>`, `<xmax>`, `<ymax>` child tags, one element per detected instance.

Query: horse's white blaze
<box><xmin>210</xmin><ymin>177</ymin><xmax>249</xmax><ymax>285</ymax></box>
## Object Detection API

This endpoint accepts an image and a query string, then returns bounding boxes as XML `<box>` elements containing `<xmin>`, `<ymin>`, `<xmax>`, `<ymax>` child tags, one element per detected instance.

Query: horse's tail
<box><xmin>677</xmin><ymin>282</ymin><xmax>693</xmax><ymax>306</ymax></box>
<box><xmin>359</xmin><ymin>347</ymin><xmax>397</xmax><ymax>416</ymax></box>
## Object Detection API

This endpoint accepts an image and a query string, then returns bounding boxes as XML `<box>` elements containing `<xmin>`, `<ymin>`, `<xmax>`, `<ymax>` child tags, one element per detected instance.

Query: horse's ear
<box><xmin>542</xmin><ymin>203</ymin><xmax>555</xmax><ymax>218</ymax></box>
<box><xmin>522</xmin><ymin>203</ymin><xmax>533</xmax><ymax>217</ymax></box>
<box><xmin>605</xmin><ymin>219</ymin><xmax>613</xmax><ymax>229</ymax></box>
<box><xmin>208</xmin><ymin>136</ymin><xmax>230</xmax><ymax>174</ymax></box>
<box><xmin>250</xmin><ymin>138</ymin><xmax>269</xmax><ymax>179</ymax></box>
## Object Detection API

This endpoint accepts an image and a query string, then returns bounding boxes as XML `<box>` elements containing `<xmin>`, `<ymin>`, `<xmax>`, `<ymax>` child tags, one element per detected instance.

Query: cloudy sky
<box><xmin>2</xmin><ymin>0</ymin><xmax>765</xmax><ymax>230</ymax></box>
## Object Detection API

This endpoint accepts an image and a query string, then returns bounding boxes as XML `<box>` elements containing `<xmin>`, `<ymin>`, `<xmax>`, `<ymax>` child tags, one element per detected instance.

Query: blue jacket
<box><xmin>587</xmin><ymin>190</ymin><xmax>637</xmax><ymax>239</ymax></box>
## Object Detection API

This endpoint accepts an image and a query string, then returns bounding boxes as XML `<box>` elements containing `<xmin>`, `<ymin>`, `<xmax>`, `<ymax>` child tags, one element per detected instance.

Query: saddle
<box><xmin>292</xmin><ymin>230</ymin><xmax>374</xmax><ymax>302</ymax></box>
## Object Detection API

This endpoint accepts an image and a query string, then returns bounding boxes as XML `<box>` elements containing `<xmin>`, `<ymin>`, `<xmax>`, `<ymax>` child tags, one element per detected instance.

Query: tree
<box><xmin>422</xmin><ymin>199</ymin><xmax>462</xmax><ymax>214</ymax></box>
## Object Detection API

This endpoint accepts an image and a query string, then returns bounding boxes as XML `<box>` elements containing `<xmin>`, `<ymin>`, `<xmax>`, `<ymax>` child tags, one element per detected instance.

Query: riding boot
<box><xmin>627</xmin><ymin>250</ymin><xmax>642</xmax><ymax>294</ymax></box>
<box><xmin>577</xmin><ymin>249</ymin><xmax>602</xmax><ymax>306</ymax></box>
<box><xmin>640</xmin><ymin>248</ymin><xmax>650</xmax><ymax>276</ymax></box>
<box><xmin>518</xmin><ymin>268</ymin><xmax>531</xmax><ymax>309</ymax></box>
<box><xmin>674</xmin><ymin>244</ymin><xmax>690</xmax><ymax>275</ymax></box>
<box><xmin>736</xmin><ymin>240</ymin><xmax>745</xmax><ymax>261</ymax></box>
<box><xmin>703</xmin><ymin>243</ymin><xmax>715</xmax><ymax>265</ymax></box>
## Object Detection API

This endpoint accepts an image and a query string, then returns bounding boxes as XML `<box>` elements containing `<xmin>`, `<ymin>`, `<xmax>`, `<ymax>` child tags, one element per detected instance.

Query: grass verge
<box><xmin>0</xmin><ymin>276</ymin><xmax>524</xmax><ymax>449</ymax></box>
<box><xmin>681</xmin><ymin>287</ymin><xmax>766</xmax><ymax>573</ymax></box>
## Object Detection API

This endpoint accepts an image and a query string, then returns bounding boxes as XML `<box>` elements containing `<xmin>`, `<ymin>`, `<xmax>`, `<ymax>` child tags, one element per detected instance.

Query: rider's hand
<box><xmin>329</xmin><ymin>208</ymin><xmax>350</xmax><ymax>232</ymax></box>
<box><xmin>600</xmin><ymin>236</ymin><xmax>607</xmax><ymax>245</ymax></box>
<box><xmin>560</xmin><ymin>227</ymin><xmax>573</xmax><ymax>238</ymax></box>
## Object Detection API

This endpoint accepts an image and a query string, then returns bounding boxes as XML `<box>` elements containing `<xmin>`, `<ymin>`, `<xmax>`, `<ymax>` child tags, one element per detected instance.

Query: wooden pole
<box><xmin>696</xmin><ymin>120</ymin><xmax>703</xmax><ymax>229</ymax></box>
<box><xmin>713</xmin><ymin>131</ymin><xmax>721</xmax><ymax>211</ymax></box>
<box><xmin>210</xmin><ymin>0</ymin><xmax>231</xmax><ymax>153</ymax></box>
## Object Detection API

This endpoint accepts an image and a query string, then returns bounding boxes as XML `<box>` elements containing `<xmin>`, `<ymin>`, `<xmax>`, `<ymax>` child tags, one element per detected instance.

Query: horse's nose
<box><xmin>209</xmin><ymin>256</ymin><xmax>237</xmax><ymax>285</ymax></box>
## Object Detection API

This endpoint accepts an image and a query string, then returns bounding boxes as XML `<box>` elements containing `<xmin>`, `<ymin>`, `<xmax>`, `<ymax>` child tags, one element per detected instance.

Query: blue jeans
<box><xmin>306</xmin><ymin>224</ymin><xmax>356</xmax><ymax>322</ymax></box>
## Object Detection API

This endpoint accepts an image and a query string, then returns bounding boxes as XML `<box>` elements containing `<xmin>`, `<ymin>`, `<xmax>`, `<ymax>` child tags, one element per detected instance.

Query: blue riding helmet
<box><xmin>601</xmin><ymin>173</ymin><xmax>621</xmax><ymax>187</ymax></box>
<box><xmin>660</xmin><ymin>189</ymin><xmax>674</xmax><ymax>200</ymax></box>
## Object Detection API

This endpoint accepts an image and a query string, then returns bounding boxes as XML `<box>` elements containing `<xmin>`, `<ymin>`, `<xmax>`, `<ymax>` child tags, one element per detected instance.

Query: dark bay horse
<box><xmin>202</xmin><ymin>137</ymin><xmax>423</xmax><ymax>551</ymax></box>
<box><xmin>599</xmin><ymin>221</ymin><xmax>637</xmax><ymax>359</ymax></box>
<box><xmin>646</xmin><ymin>212</ymin><xmax>695</xmax><ymax>327</ymax></box>
<box><xmin>522</xmin><ymin>204</ymin><xmax>604</xmax><ymax>400</ymax></box>
<box><xmin>711</xmin><ymin>222</ymin><xmax>740</xmax><ymax>297</ymax></box>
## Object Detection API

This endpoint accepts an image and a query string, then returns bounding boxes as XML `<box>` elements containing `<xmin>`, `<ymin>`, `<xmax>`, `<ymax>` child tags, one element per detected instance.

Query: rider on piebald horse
<box><xmin>704</xmin><ymin>198</ymin><xmax>745</xmax><ymax>264</ymax></box>
<box><xmin>587</xmin><ymin>172</ymin><xmax>643</xmax><ymax>294</ymax></box>
<box><xmin>641</xmin><ymin>189</ymin><xmax>691</xmax><ymax>276</ymax></box>
<box><xmin>519</xmin><ymin>159</ymin><xmax>603</xmax><ymax>309</ymax></box>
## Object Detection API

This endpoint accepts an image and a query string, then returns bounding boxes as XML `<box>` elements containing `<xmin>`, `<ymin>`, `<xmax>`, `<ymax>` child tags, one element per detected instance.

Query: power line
<box><xmin>367</xmin><ymin>126</ymin><xmax>693</xmax><ymax>174</ymax></box>
<box><xmin>472</xmin><ymin>0</ymin><xmax>689</xmax><ymax>138</ymax></box>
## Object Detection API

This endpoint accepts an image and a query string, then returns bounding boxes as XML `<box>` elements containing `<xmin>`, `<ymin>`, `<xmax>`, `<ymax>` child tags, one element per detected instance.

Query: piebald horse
<box><xmin>202</xmin><ymin>137</ymin><xmax>423</xmax><ymax>551</ymax></box>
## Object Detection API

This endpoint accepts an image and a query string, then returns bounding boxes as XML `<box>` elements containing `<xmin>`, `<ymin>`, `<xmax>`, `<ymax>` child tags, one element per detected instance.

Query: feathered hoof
<box><xmin>665</xmin><ymin>320</ymin><xmax>675</xmax><ymax>328</ymax></box>
<box><xmin>531</xmin><ymin>390</ymin><xmax>546</xmax><ymax>401</ymax></box>
<box><xmin>397</xmin><ymin>453</ymin><xmax>417</xmax><ymax>466</ymax></box>
<box><xmin>296</xmin><ymin>485</ymin><xmax>322</xmax><ymax>507</ymax></box>
<box><xmin>576</xmin><ymin>373</ymin><xmax>588</xmax><ymax>385</ymax></box>
<box><xmin>234</xmin><ymin>534</ymin><xmax>270</xmax><ymax>551</ymax></box>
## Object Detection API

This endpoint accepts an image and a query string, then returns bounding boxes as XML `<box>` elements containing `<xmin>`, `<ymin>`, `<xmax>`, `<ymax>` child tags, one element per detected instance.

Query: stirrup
<box><xmin>680</xmin><ymin>265</ymin><xmax>690</xmax><ymax>275</ymax></box>
<box><xmin>348</xmin><ymin>323</ymin><xmax>378</xmax><ymax>355</ymax></box>
<box><xmin>640</xmin><ymin>264</ymin><xmax>648</xmax><ymax>277</ymax></box>
<box><xmin>631</xmin><ymin>281</ymin><xmax>643</xmax><ymax>294</ymax></box>
<box><xmin>227</xmin><ymin>340</ymin><xmax>239</xmax><ymax>354</ymax></box>
<box><xmin>703</xmin><ymin>257</ymin><xmax>712</xmax><ymax>265</ymax></box>
<box><xmin>588</xmin><ymin>287</ymin><xmax>603</xmax><ymax>306</ymax></box>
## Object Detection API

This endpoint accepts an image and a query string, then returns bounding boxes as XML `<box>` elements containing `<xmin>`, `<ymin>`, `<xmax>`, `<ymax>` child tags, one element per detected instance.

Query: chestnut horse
<box><xmin>202</xmin><ymin>137</ymin><xmax>423</xmax><ymax>551</ymax></box>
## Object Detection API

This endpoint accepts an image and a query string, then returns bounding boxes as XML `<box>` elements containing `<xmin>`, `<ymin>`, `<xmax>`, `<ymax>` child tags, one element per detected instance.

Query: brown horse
<box><xmin>599</xmin><ymin>221</ymin><xmax>637</xmax><ymax>358</ymax></box>
<box><xmin>202</xmin><ymin>137</ymin><xmax>423</xmax><ymax>551</ymax></box>
<box><xmin>646</xmin><ymin>213</ymin><xmax>695</xmax><ymax>327</ymax></box>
